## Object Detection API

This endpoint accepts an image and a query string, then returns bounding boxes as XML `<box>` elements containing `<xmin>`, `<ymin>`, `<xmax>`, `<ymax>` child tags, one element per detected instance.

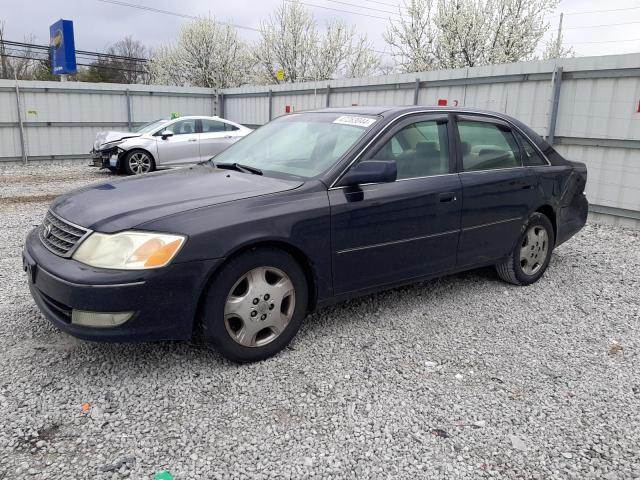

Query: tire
<box><xmin>123</xmin><ymin>149</ymin><xmax>155</xmax><ymax>175</ymax></box>
<box><xmin>200</xmin><ymin>248</ymin><xmax>308</xmax><ymax>363</ymax></box>
<box><xmin>496</xmin><ymin>212</ymin><xmax>555</xmax><ymax>286</ymax></box>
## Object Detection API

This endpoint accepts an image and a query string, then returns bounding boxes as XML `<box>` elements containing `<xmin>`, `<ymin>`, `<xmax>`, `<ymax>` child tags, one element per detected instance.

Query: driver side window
<box><xmin>160</xmin><ymin>119</ymin><xmax>197</xmax><ymax>136</ymax></box>
<box><xmin>370</xmin><ymin>120</ymin><xmax>449</xmax><ymax>179</ymax></box>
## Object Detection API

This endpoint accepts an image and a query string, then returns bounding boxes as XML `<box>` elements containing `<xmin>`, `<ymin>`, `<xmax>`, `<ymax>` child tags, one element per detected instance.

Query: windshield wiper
<box><xmin>215</xmin><ymin>162</ymin><xmax>263</xmax><ymax>176</ymax></box>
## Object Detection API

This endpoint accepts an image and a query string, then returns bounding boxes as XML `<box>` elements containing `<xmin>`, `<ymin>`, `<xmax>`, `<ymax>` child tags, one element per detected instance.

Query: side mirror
<box><xmin>339</xmin><ymin>160</ymin><xmax>397</xmax><ymax>187</ymax></box>
<box><xmin>160</xmin><ymin>130</ymin><xmax>174</xmax><ymax>139</ymax></box>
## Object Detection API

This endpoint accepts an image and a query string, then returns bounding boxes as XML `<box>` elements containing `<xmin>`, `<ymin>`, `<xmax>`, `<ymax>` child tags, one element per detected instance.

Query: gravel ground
<box><xmin>1</xmin><ymin>161</ymin><xmax>639</xmax><ymax>479</ymax></box>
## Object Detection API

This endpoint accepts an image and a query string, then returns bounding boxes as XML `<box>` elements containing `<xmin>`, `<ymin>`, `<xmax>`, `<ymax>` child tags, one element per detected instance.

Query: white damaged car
<box><xmin>91</xmin><ymin>116</ymin><xmax>252</xmax><ymax>175</ymax></box>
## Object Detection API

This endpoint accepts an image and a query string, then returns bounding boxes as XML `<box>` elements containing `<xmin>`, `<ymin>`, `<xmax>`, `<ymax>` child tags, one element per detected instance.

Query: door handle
<box><xmin>439</xmin><ymin>192</ymin><xmax>457</xmax><ymax>202</ymax></box>
<box><xmin>188</xmin><ymin>138</ymin><xmax>198</xmax><ymax>142</ymax></box>
<box><xmin>521</xmin><ymin>184</ymin><xmax>533</xmax><ymax>190</ymax></box>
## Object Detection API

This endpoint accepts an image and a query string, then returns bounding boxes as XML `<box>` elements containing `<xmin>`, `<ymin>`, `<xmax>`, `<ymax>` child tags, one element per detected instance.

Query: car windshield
<box><xmin>212</xmin><ymin>112</ymin><xmax>378</xmax><ymax>178</ymax></box>
<box><xmin>136</xmin><ymin>119</ymin><xmax>168</xmax><ymax>134</ymax></box>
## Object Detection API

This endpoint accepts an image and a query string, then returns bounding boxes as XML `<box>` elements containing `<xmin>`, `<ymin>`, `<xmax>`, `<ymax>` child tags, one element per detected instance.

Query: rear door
<box><xmin>155</xmin><ymin>118</ymin><xmax>200</xmax><ymax>166</ymax></box>
<box><xmin>454</xmin><ymin>115</ymin><xmax>537</xmax><ymax>267</ymax></box>
<box><xmin>329</xmin><ymin>114</ymin><xmax>462</xmax><ymax>294</ymax></box>
<box><xmin>199</xmin><ymin>119</ymin><xmax>239</xmax><ymax>160</ymax></box>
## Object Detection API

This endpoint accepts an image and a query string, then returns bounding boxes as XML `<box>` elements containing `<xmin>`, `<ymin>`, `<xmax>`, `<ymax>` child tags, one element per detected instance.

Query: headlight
<box><xmin>72</xmin><ymin>231</ymin><xmax>186</xmax><ymax>270</ymax></box>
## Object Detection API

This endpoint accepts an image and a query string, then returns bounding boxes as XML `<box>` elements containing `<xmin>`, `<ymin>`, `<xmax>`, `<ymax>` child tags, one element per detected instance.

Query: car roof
<box><xmin>304</xmin><ymin>106</ymin><xmax>546</xmax><ymax>149</ymax></box>
<box><xmin>307</xmin><ymin>105</ymin><xmax>513</xmax><ymax>119</ymax></box>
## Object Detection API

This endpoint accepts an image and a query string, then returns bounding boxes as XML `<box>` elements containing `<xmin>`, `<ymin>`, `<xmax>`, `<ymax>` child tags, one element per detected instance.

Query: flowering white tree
<box><xmin>383</xmin><ymin>0</ymin><xmax>437</xmax><ymax>73</ymax></box>
<box><xmin>386</xmin><ymin>0</ymin><xmax>559</xmax><ymax>72</ymax></box>
<box><xmin>254</xmin><ymin>1</ymin><xmax>380</xmax><ymax>84</ymax></box>
<box><xmin>148</xmin><ymin>17</ymin><xmax>253</xmax><ymax>88</ymax></box>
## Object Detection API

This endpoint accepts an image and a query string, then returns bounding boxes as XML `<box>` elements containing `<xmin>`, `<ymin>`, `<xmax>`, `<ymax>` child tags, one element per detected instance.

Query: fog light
<box><xmin>71</xmin><ymin>310</ymin><xmax>134</xmax><ymax>327</ymax></box>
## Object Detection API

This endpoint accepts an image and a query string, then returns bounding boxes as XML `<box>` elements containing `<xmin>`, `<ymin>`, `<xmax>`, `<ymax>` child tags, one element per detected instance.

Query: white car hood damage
<box><xmin>93</xmin><ymin>130</ymin><xmax>142</xmax><ymax>151</ymax></box>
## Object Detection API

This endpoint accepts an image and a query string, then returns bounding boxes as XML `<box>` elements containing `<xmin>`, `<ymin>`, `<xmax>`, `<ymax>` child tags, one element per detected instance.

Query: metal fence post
<box><xmin>268</xmin><ymin>89</ymin><xmax>273</xmax><ymax>121</ymax></box>
<box><xmin>14</xmin><ymin>79</ymin><xmax>27</xmax><ymax>164</ymax></box>
<box><xmin>325</xmin><ymin>84</ymin><xmax>331</xmax><ymax>108</ymax></box>
<box><xmin>125</xmin><ymin>89</ymin><xmax>133</xmax><ymax>130</ymax></box>
<box><xmin>218</xmin><ymin>92</ymin><xmax>225</xmax><ymax>118</ymax></box>
<box><xmin>413</xmin><ymin>78</ymin><xmax>420</xmax><ymax>105</ymax></box>
<box><xmin>547</xmin><ymin>66</ymin><xmax>563</xmax><ymax>146</ymax></box>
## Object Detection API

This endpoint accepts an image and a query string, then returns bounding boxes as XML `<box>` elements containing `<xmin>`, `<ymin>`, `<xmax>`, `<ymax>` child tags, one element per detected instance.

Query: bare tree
<box><xmin>108</xmin><ymin>36</ymin><xmax>150</xmax><ymax>84</ymax></box>
<box><xmin>384</xmin><ymin>0</ymin><xmax>437</xmax><ymax>73</ymax></box>
<box><xmin>385</xmin><ymin>0</ymin><xmax>559</xmax><ymax>72</ymax></box>
<box><xmin>0</xmin><ymin>20</ymin><xmax>40</xmax><ymax>79</ymax></box>
<box><xmin>254</xmin><ymin>1</ymin><xmax>380</xmax><ymax>84</ymax></box>
<box><xmin>148</xmin><ymin>17</ymin><xmax>252</xmax><ymax>88</ymax></box>
<box><xmin>80</xmin><ymin>36</ymin><xmax>150</xmax><ymax>84</ymax></box>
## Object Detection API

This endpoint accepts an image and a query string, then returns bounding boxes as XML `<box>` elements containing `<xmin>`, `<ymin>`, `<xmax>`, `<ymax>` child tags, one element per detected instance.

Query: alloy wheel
<box><xmin>128</xmin><ymin>152</ymin><xmax>151</xmax><ymax>174</ymax></box>
<box><xmin>224</xmin><ymin>266</ymin><xmax>296</xmax><ymax>348</ymax></box>
<box><xmin>519</xmin><ymin>225</ymin><xmax>549</xmax><ymax>275</ymax></box>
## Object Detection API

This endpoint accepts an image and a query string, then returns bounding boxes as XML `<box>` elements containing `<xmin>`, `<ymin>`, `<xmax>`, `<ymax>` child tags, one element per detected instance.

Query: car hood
<box><xmin>94</xmin><ymin>130</ymin><xmax>141</xmax><ymax>150</ymax></box>
<box><xmin>50</xmin><ymin>164</ymin><xmax>303</xmax><ymax>233</ymax></box>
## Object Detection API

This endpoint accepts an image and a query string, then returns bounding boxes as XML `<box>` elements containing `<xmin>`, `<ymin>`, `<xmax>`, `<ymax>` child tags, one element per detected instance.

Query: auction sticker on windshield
<box><xmin>333</xmin><ymin>116</ymin><xmax>377</xmax><ymax>128</ymax></box>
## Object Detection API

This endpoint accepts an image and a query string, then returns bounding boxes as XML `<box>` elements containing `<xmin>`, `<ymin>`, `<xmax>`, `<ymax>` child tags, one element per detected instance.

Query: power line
<box><xmin>361</xmin><ymin>0</ymin><xmax>403</xmax><ymax>8</ymax></box>
<box><xmin>284</xmin><ymin>0</ymin><xmax>393</xmax><ymax>20</ymax></box>
<box><xmin>562</xmin><ymin>5</ymin><xmax>640</xmax><ymax>16</ymax></box>
<box><xmin>1</xmin><ymin>53</ymin><xmax>148</xmax><ymax>74</ymax></box>
<box><xmin>564</xmin><ymin>20</ymin><xmax>640</xmax><ymax>30</ymax></box>
<box><xmin>570</xmin><ymin>37</ymin><xmax>640</xmax><ymax>45</ymax></box>
<box><xmin>324</xmin><ymin>0</ymin><xmax>402</xmax><ymax>17</ymax></box>
<box><xmin>97</xmin><ymin>0</ymin><xmax>260</xmax><ymax>32</ymax></box>
<box><xmin>1</xmin><ymin>39</ymin><xmax>148</xmax><ymax>62</ymax></box>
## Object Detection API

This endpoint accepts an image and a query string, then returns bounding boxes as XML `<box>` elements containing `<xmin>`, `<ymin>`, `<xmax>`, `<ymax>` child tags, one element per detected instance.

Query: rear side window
<box><xmin>371</xmin><ymin>120</ymin><xmax>449</xmax><ymax>179</ymax></box>
<box><xmin>201</xmin><ymin>119</ymin><xmax>226</xmax><ymax>133</ymax></box>
<box><xmin>457</xmin><ymin>121</ymin><xmax>521</xmax><ymax>172</ymax></box>
<box><xmin>514</xmin><ymin>131</ymin><xmax>548</xmax><ymax>166</ymax></box>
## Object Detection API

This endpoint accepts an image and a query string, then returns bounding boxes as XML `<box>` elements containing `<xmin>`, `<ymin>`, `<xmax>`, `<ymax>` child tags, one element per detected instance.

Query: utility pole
<box><xmin>555</xmin><ymin>13</ymin><xmax>564</xmax><ymax>57</ymax></box>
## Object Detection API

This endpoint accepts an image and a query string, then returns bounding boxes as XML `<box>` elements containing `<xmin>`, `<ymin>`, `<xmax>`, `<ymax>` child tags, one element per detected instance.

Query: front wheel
<box><xmin>496</xmin><ymin>212</ymin><xmax>555</xmax><ymax>285</ymax></box>
<box><xmin>200</xmin><ymin>248</ymin><xmax>308</xmax><ymax>363</ymax></box>
<box><xmin>123</xmin><ymin>150</ymin><xmax>155</xmax><ymax>175</ymax></box>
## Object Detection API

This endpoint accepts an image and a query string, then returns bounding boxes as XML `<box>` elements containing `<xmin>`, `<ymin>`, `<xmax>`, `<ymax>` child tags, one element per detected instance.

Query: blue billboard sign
<box><xmin>49</xmin><ymin>19</ymin><xmax>77</xmax><ymax>75</ymax></box>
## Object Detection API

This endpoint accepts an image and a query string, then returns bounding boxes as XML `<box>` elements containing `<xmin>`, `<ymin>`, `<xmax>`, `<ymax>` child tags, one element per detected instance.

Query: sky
<box><xmin>1</xmin><ymin>0</ymin><xmax>639</xmax><ymax>62</ymax></box>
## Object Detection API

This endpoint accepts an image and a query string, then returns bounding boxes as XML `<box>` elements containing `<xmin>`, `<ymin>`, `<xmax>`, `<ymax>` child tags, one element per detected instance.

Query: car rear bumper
<box><xmin>23</xmin><ymin>228</ymin><xmax>220</xmax><ymax>342</ymax></box>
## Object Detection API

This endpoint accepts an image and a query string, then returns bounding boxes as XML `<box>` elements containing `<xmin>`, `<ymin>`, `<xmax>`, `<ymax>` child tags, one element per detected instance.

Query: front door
<box><xmin>155</xmin><ymin>118</ymin><xmax>200</xmax><ymax>166</ymax></box>
<box><xmin>329</xmin><ymin>114</ymin><xmax>462</xmax><ymax>295</ymax></box>
<box><xmin>454</xmin><ymin>115</ymin><xmax>537</xmax><ymax>267</ymax></box>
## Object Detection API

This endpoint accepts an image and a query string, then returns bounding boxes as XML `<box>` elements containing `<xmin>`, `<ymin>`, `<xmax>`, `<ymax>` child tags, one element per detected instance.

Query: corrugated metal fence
<box><xmin>1</xmin><ymin>53</ymin><xmax>638</xmax><ymax>225</ymax></box>
<box><xmin>0</xmin><ymin>80</ymin><xmax>216</xmax><ymax>162</ymax></box>
<box><xmin>221</xmin><ymin>53</ymin><xmax>640</xmax><ymax>226</ymax></box>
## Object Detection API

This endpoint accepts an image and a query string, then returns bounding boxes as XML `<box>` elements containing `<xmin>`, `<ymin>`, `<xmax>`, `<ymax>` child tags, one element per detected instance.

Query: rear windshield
<box><xmin>212</xmin><ymin>113</ymin><xmax>378</xmax><ymax>178</ymax></box>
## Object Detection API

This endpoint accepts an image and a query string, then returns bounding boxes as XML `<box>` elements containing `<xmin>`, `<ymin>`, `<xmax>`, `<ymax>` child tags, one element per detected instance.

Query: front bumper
<box><xmin>91</xmin><ymin>148</ymin><xmax>121</xmax><ymax>169</ymax></box>
<box><xmin>23</xmin><ymin>228</ymin><xmax>221</xmax><ymax>342</ymax></box>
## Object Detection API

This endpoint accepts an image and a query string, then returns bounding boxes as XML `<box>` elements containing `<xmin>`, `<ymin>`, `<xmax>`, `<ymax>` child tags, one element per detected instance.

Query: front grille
<box><xmin>39</xmin><ymin>211</ymin><xmax>91</xmax><ymax>257</ymax></box>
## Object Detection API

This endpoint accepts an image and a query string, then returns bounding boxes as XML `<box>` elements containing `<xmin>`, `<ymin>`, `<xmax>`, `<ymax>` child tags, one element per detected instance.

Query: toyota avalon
<box><xmin>24</xmin><ymin>107</ymin><xmax>588</xmax><ymax>362</ymax></box>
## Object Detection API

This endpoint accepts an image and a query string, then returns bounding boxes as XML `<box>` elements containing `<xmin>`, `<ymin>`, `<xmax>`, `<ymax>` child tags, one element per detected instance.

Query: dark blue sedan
<box><xmin>23</xmin><ymin>107</ymin><xmax>588</xmax><ymax>362</ymax></box>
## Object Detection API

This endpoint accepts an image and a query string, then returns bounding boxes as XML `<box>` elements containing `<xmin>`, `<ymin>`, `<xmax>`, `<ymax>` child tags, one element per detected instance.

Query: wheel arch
<box><xmin>534</xmin><ymin>204</ymin><xmax>557</xmax><ymax>242</ymax></box>
<box><xmin>193</xmin><ymin>239</ymin><xmax>319</xmax><ymax>336</ymax></box>
<box><xmin>121</xmin><ymin>147</ymin><xmax>156</xmax><ymax>171</ymax></box>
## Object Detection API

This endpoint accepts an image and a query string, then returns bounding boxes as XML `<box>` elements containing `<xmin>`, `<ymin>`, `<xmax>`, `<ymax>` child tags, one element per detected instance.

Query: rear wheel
<box><xmin>200</xmin><ymin>248</ymin><xmax>308</xmax><ymax>363</ymax></box>
<box><xmin>123</xmin><ymin>150</ymin><xmax>155</xmax><ymax>175</ymax></box>
<box><xmin>496</xmin><ymin>212</ymin><xmax>555</xmax><ymax>285</ymax></box>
